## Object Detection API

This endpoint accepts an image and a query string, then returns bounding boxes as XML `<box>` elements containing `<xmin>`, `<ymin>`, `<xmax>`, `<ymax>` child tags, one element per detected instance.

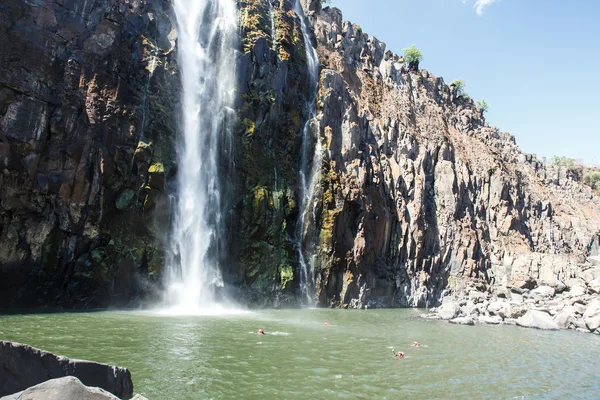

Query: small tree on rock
<box><xmin>476</xmin><ymin>99</ymin><xmax>489</xmax><ymax>114</ymax></box>
<box><xmin>450</xmin><ymin>79</ymin><xmax>467</xmax><ymax>97</ymax></box>
<box><xmin>403</xmin><ymin>45</ymin><xmax>423</xmax><ymax>70</ymax></box>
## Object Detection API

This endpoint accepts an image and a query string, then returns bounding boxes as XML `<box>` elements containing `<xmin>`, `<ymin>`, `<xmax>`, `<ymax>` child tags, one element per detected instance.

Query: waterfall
<box><xmin>293</xmin><ymin>0</ymin><xmax>321</xmax><ymax>305</ymax></box>
<box><xmin>165</xmin><ymin>0</ymin><xmax>238</xmax><ymax>312</ymax></box>
<box><xmin>269</xmin><ymin>1</ymin><xmax>277</xmax><ymax>50</ymax></box>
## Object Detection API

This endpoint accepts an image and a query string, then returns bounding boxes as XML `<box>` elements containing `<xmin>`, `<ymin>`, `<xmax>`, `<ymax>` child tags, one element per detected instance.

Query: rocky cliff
<box><xmin>1</xmin><ymin>0</ymin><xmax>599</xmax><ymax>311</ymax></box>
<box><xmin>0</xmin><ymin>0</ymin><xmax>178</xmax><ymax>307</ymax></box>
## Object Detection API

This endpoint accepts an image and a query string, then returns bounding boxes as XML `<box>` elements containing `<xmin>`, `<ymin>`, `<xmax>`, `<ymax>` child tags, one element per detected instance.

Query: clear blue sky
<box><xmin>327</xmin><ymin>0</ymin><xmax>600</xmax><ymax>164</ymax></box>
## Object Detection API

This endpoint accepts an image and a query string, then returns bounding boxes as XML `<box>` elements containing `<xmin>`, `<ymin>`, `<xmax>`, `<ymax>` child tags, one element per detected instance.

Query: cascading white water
<box><xmin>294</xmin><ymin>0</ymin><xmax>321</xmax><ymax>305</ymax></box>
<box><xmin>166</xmin><ymin>0</ymin><xmax>238</xmax><ymax>313</ymax></box>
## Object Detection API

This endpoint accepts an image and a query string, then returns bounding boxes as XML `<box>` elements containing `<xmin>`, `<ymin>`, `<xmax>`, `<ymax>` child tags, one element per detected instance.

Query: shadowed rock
<box><xmin>0</xmin><ymin>342</ymin><xmax>133</xmax><ymax>399</ymax></box>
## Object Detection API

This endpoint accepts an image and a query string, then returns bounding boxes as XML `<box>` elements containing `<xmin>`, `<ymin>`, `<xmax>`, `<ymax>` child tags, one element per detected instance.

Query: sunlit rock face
<box><xmin>1</xmin><ymin>0</ymin><xmax>599</xmax><ymax>310</ymax></box>
<box><xmin>303</xmin><ymin>1</ymin><xmax>600</xmax><ymax>308</ymax></box>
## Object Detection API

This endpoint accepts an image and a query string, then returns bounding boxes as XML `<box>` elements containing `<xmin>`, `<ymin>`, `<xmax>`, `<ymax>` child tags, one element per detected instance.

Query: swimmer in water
<box><xmin>413</xmin><ymin>342</ymin><xmax>421</xmax><ymax>347</ymax></box>
<box><xmin>392</xmin><ymin>349</ymin><xmax>405</xmax><ymax>358</ymax></box>
<box><xmin>324</xmin><ymin>322</ymin><xmax>330</xmax><ymax>327</ymax></box>
<box><xmin>257</xmin><ymin>329</ymin><xmax>265</xmax><ymax>335</ymax></box>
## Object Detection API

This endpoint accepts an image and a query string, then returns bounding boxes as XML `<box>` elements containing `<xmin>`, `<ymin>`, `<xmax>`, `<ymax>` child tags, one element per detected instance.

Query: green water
<box><xmin>1</xmin><ymin>309</ymin><xmax>599</xmax><ymax>399</ymax></box>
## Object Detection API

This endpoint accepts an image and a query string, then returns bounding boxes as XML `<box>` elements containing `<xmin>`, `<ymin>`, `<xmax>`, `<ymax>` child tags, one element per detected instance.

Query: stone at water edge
<box><xmin>516</xmin><ymin>310</ymin><xmax>560</xmax><ymax>330</ymax></box>
<box><xmin>0</xmin><ymin>377</ymin><xmax>119</xmax><ymax>400</ymax></box>
<box><xmin>437</xmin><ymin>299</ymin><xmax>460</xmax><ymax>320</ymax></box>
<box><xmin>583</xmin><ymin>299</ymin><xmax>600</xmax><ymax>331</ymax></box>
<box><xmin>553</xmin><ymin>306</ymin><xmax>577</xmax><ymax>329</ymax></box>
<box><xmin>449</xmin><ymin>316</ymin><xmax>475</xmax><ymax>325</ymax></box>
<box><xmin>478</xmin><ymin>315</ymin><xmax>503</xmax><ymax>325</ymax></box>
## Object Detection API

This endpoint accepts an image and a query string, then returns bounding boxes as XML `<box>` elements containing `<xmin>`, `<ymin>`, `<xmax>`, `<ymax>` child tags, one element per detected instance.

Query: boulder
<box><xmin>583</xmin><ymin>299</ymin><xmax>600</xmax><ymax>331</ymax></box>
<box><xmin>516</xmin><ymin>310</ymin><xmax>560</xmax><ymax>330</ymax></box>
<box><xmin>449</xmin><ymin>316</ymin><xmax>475</xmax><ymax>325</ymax></box>
<box><xmin>541</xmin><ymin>280</ymin><xmax>567</xmax><ymax>294</ymax></box>
<box><xmin>468</xmin><ymin>291</ymin><xmax>487</xmax><ymax>304</ymax></box>
<box><xmin>553</xmin><ymin>306</ymin><xmax>577</xmax><ymax>329</ymax></box>
<box><xmin>573</xmin><ymin>301</ymin><xmax>587</xmax><ymax>315</ymax></box>
<box><xmin>582</xmin><ymin>268</ymin><xmax>600</xmax><ymax>283</ymax></box>
<box><xmin>510</xmin><ymin>292</ymin><xmax>524</xmax><ymax>304</ymax></box>
<box><xmin>0</xmin><ymin>377</ymin><xmax>119</xmax><ymax>400</ymax></box>
<box><xmin>512</xmin><ymin>277</ymin><xmax>537</xmax><ymax>290</ymax></box>
<box><xmin>588</xmin><ymin>256</ymin><xmax>600</xmax><ymax>266</ymax></box>
<box><xmin>568</xmin><ymin>285</ymin><xmax>587</xmax><ymax>297</ymax></box>
<box><xmin>437</xmin><ymin>299</ymin><xmax>460</xmax><ymax>320</ymax></box>
<box><xmin>488</xmin><ymin>300</ymin><xmax>511</xmax><ymax>318</ymax></box>
<box><xmin>588</xmin><ymin>278</ymin><xmax>600</xmax><ymax>294</ymax></box>
<box><xmin>0</xmin><ymin>342</ymin><xmax>133</xmax><ymax>399</ymax></box>
<box><xmin>478</xmin><ymin>315</ymin><xmax>503</xmax><ymax>325</ymax></box>
<box><xmin>565</xmin><ymin>278</ymin><xmax>586</xmax><ymax>289</ymax></box>
<box><xmin>531</xmin><ymin>285</ymin><xmax>555</xmax><ymax>298</ymax></box>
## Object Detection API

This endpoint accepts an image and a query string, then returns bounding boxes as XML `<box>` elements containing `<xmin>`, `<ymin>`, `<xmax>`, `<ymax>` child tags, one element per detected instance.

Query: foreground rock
<box><xmin>0</xmin><ymin>377</ymin><xmax>121</xmax><ymax>400</ymax></box>
<box><xmin>0</xmin><ymin>342</ymin><xmax>133</xmax><ymax>399</ymax></box>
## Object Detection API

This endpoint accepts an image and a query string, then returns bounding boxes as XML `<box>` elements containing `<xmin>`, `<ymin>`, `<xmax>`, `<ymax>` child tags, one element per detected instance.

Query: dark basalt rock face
<box><xmin>0</xmin><ymin>0</ymin><xmax>178</xmax><ymax>308</ymax></box>
<box><xmin>0</xmin><ymin>341</ymin><xmax>133</xmax><ymax>399</ymax></box>
<box><xmin>1</xmin><ymin>0</ymin><xmax>599</xmax><ymax>310</ymax></box>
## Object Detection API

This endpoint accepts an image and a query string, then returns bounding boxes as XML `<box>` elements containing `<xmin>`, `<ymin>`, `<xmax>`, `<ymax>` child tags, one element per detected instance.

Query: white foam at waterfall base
<box><xmin>163</xmin><ymin>0</ymin><xmax>238</xmax><ymax>313</ymax></box>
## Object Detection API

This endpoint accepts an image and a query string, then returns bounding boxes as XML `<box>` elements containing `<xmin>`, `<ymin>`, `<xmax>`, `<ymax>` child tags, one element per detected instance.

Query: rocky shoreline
<box><xmin>422</xmin><ymin>265</ymin><xmax>600</xmax><ymax>333</ymax></box>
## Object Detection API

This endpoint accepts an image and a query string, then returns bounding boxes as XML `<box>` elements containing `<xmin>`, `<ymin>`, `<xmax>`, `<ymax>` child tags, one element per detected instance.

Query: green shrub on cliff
<box><xmin>551</xmin><ymin>156</ymin><xmax>575</xmax><ymax>167</ymax></box>
<box><xmin>402</xmin><ymin>45</ymin><xmax>423</xmax><ymax>70</ymax></box>
<box><xmin>450</xmin><ymin>79</ymin><xmax>467</xmax><ymax>97</ymax></box>
<box><xmin>583</xmin><ymin>171</ymin><xmax>600</xmax><ymax>191</ymax></box>
<box><xmin>476</xmin><ymin>99</ymin><xmax>489</xmax><ymax>113</ymax></box>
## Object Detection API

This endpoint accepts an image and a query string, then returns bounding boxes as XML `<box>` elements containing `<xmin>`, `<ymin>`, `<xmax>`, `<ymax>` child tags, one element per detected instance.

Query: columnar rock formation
<box><xmin>1</xmin><ymin>0</ymin><xmax>599</xmax><ymax>311</ymax></box>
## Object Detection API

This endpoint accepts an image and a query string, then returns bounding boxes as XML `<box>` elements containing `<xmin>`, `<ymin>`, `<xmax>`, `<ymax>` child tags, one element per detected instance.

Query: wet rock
<box><xmin>516</xmin><ymin>310</ymin><xmax>560</xmax><ymax>330</ymax></box>
<box><xmin>0</xmin><ymin>341</ymin><xmax>133</xmax><ymax>399</ymax></box>
<box><xmin>0</xmin><ymin>376</ymin><xmax>119</xmax><ymax>400</ymax></box>
<box><xmin>449</xmin><ymin>316</ymin><xmax>475</xmax><ymax>325</ymax></box>
<box><xmin>478</xmin><ymin>315</ymin><xmax>502</xmax><ymax>325</ymax></box>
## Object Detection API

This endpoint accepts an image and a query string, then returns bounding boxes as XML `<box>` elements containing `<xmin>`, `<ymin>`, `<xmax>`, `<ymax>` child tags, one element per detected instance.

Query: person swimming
<box><xmin>257</xmin><ymin>329</ymin><xmax>265</xmax><ymax>335</ymax></box>
<box><xmin>392</xmin><ymin>349</ymin><xmax>405</xmax><ymax>358</ymax></box>
<box><xmin>324</xmin><ymin>322</ymin><xmax>330</xmax><ymax>327</ymax></box>
<box><xmin>413</xmin><ymin>342</ymin><xmax>421</xmax><ymax>347</ymax></box>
